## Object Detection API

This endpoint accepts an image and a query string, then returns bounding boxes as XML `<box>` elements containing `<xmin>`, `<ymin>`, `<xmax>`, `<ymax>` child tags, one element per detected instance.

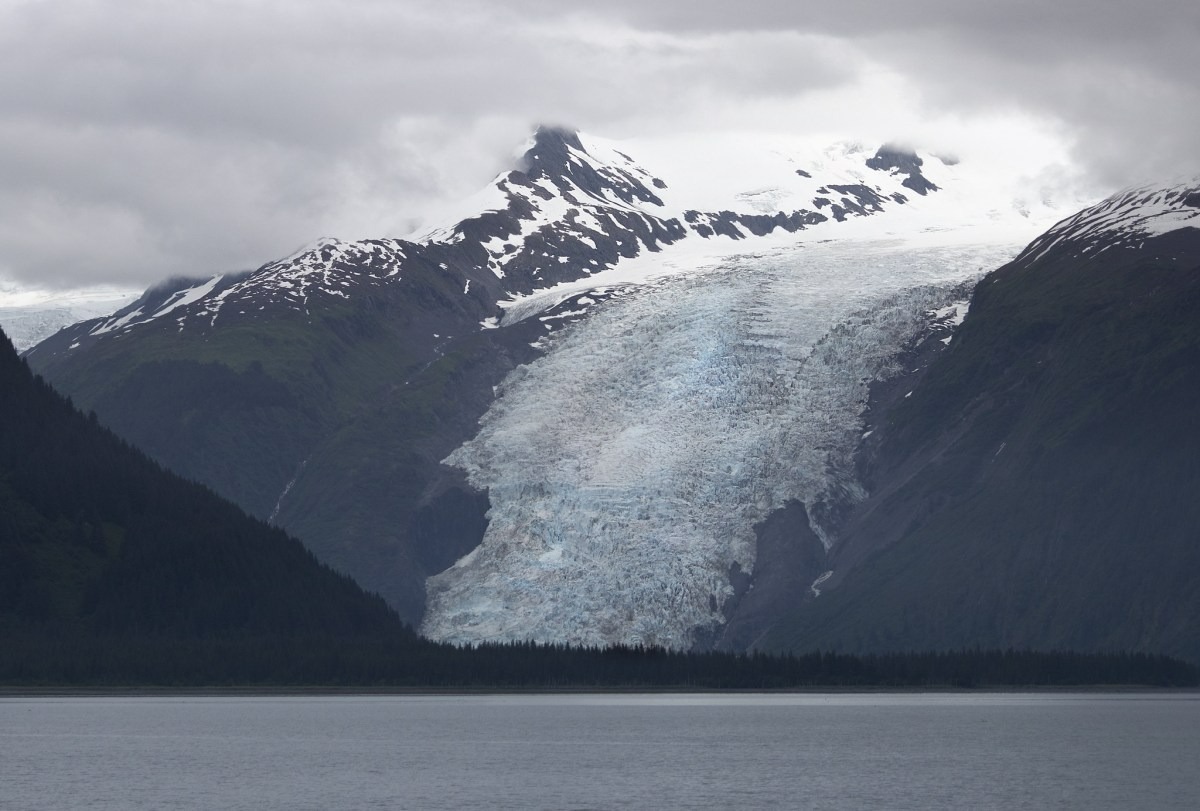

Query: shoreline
<box><xmin>3</xmin><ymin>684</ymin><xmax>1197</xmax><ymax>698</ymax></box>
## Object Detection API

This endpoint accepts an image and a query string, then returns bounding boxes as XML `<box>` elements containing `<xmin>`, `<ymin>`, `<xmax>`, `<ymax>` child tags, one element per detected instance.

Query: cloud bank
<box><xmin>1</xmin><ymin>0</ymin><xmax>1194</xmax><ymax>290</ymax></box>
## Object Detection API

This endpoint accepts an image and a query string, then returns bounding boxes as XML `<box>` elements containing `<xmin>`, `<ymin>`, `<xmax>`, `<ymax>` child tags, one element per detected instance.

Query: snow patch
<box><xmin>810</xmin><ymin>570</ymin><xmax>834</xmax><ymax>598</ymax></box>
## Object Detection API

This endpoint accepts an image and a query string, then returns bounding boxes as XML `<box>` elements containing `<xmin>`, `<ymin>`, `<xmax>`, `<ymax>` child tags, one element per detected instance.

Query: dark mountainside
<box><xmin>757</xmin><ymin>201</ymin><xmax>1200</xmax><ymax>661</ymax></box>
<box><xmin>25</xmin><ymin>129</ymin><xmax>929</xmax><ymax>626</ymax></box>
<box><xmin>22</xmin><ymin>259</ymin><xmax>519</xmax><ymax>625</ymax></box>
<box><xmin>0</xmin><ymin>326</ymin><xmax>419</xmax><ymax>660</ymax></box>
<box><xmin>14</xmin><ymin>324</ymin><xmax>1190</xmax><ymax>687</ymax></box>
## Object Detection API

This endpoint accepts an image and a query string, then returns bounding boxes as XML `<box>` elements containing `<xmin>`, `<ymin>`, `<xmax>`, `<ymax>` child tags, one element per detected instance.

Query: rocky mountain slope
<box><xmin>25</xmin><ymin>127</ymin><xmax>1074</xmax><ymax>633</ymax></box>
<box><xmin>753</xmin><ymin>180</ymin><xmax>1200</xmax><ymax>661</ymax></box>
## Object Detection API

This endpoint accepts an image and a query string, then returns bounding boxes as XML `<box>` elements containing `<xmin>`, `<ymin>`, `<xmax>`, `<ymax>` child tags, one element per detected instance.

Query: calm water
<box><xmin>2</xmin><ymin>693</ymin><xmax>1198</xmax><ymax>810</ymax></box>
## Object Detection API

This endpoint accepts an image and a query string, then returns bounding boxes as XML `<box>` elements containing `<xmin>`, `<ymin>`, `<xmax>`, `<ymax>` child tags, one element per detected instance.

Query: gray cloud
<box><xmin>0</xmin><ymin>0</ymin><xmax>1194</xmax><ymax>290</ymax></box>
<box><xmin>524</xmin><ymin>1</ymin><xmax>1200</xmax><ymax>185</ymax></box>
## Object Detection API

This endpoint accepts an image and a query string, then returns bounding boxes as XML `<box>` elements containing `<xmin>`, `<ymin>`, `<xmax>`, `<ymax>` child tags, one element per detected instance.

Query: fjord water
<box><xmin>4</xmin><ymin>693</ymin><xmax>1198</xmax><ymax>810</ymax></box>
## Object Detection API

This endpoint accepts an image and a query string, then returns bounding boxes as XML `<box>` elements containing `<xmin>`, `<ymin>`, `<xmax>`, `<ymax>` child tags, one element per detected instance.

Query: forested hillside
<box><xmin>0</xmin><ymin>326</ymin><xmax>414</xmax><ymax>656</ymax></box>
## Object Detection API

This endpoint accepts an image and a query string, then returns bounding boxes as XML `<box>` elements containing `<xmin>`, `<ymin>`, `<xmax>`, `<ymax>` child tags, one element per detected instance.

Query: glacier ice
<box><xmin>422</xmin><ymin>242</ymin><xmax>1016</xmax><ymax>649</ymax></box>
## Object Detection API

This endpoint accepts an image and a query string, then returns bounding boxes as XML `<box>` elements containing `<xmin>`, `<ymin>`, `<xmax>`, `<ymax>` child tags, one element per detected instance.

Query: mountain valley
<box><xmin>21</xmin><ymin>127</ymin><xmax>1200</xmax><ymax>660</ymax></box>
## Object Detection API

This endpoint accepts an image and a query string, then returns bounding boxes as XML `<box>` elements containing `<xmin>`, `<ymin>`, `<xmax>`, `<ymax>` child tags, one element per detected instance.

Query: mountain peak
<box><xmin>866</xmin><ymin>144</ymin><xmax>938</xmax><ymax>196</ymax></box>
<box><xmin>516</xmin><ymin>125</ymin><xmax>585</xmax><ymax>176</ymax></box>
<box><xmin>514</xmin><ymin>126</ymin><xmax>666</xmax><ymax>208</ymax></box>
<box><xmin>526</xmin><ymin>125</ymin><xmax>584</xmax><ymax>158</ymax></box>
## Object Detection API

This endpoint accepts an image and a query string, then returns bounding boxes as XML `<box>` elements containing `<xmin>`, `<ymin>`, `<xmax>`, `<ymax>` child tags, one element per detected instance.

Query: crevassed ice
<box><xmin>422</xmin><ymin>242</ymin><xmax>1016</xmax><ymax>649</ymax></box>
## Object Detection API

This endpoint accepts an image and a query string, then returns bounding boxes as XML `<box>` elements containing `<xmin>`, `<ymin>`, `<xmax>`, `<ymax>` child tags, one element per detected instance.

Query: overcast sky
<box><xmin>1</xmin><ymin>0</ymin><xmax>1196</xmax><ymax>292</ymax></box>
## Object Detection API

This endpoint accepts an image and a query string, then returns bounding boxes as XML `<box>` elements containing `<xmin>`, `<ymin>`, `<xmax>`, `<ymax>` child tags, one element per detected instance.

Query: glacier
<box><xmin>422</xmin><ymin>240</ymin><xmax>1016</xmax><ymax>648</ymax></box>
<box><xmin>0</xmin><ymin>285</ymin><xmax>137</xmax><ymax>351</ymax></box>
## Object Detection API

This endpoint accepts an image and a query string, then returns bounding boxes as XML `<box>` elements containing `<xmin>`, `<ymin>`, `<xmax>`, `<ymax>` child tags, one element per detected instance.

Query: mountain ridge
<box><xmin>28</xmin><ymin>126</ymin><xmax>1059</xmax><ymax>359</ymax></box>
<box><xmin>24</xmin><ymin>127</ymin><xmax>1086</xmax><ymax>631</ymax></box>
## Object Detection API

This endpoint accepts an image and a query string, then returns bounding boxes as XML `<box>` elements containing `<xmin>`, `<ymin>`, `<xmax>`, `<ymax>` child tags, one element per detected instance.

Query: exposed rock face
<box><xmin>714</xmin><ymin>500</ymin><xmax>829</xmax><ymax>652</ymax></box>
<box><xmin>866</xmin><ymin>146</ymin><xmax>939</xmax><ymax>196</ymax></box>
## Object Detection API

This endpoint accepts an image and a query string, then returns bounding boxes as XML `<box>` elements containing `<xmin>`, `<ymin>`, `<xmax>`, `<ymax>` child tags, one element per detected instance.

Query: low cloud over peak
<box><xmin>1</xmin><ymin>0</ymin><xmax>1193</xmax><ymax>290</ymax></box>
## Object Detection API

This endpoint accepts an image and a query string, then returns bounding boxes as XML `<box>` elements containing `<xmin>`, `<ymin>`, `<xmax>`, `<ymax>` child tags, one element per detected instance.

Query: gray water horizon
<box><xmin>4</xmin><ymin>692</ymin><xmax>1198</xmax><ymax>809</ymax></box>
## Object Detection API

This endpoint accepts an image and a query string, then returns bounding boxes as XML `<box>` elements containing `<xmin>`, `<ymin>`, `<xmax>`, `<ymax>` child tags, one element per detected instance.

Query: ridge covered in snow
<box><xmin>79</xmin><ymin>237</ymin><xmax>418</xmax><ymax>340</ymax></box>
<box><xmin>1014</xmin><ymin>178</ymin><xmax>1200</xmax><ymax>266</ymax></box>
<box><xmin>32</xmin><ymin>126</ymin><xmax>1084</xmax><ymax>356</ymax></box>
<box><xmin>419</xmin><ymin>128</ymin><xmax>1075</xmax><ymax>295</ymax></box>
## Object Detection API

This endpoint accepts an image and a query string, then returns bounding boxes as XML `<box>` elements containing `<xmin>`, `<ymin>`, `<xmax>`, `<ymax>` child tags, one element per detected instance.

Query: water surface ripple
<box><xmin>3</xmin><ymin>693</ymin><xmax>1198</xmax><ymax>810</ymax></box>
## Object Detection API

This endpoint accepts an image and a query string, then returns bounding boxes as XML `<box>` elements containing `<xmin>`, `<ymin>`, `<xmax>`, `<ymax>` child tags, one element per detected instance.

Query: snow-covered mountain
<box><xmin>408</xmin><ymin>131</ymin><xmax>1087</xmax><ymax>649</ymax></box>
<box><xmin>31</xmin><ymin>127</ymin><xmax>1076</xmax><ymax>356</ymax></box>
<box><xmin>26</xmin><ymin>126</ymin><xmax>1092</xmax><ymax>642</ymax></box>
